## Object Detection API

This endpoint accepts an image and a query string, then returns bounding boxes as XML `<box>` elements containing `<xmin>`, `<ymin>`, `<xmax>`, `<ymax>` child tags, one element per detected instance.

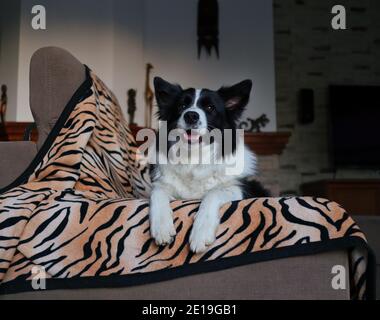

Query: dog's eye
<box><xmin>205</xmin><ymin>105</ymin><xmax>215</xmax><ymax>112</ymax></box>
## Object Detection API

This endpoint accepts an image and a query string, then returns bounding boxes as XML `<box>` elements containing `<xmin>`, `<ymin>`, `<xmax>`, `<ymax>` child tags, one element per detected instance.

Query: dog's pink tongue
<box><xmin>184</xmin><ymin>131</ymin><xmax>200</xmax><ymax>143</ymax></box>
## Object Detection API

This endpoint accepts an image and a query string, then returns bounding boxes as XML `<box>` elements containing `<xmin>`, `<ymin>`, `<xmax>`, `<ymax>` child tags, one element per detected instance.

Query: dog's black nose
<box><xmin>184</xmin><ymin>111</ymin><xmax>200</xmax><ymax>125</ymax></box>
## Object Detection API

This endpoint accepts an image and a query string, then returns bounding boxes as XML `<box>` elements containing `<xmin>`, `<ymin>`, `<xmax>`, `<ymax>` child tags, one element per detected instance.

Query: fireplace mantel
<box><xmin>1</xmin><ymin>122</ymin><xmax>291</xmax><ymax>156</ymax></box>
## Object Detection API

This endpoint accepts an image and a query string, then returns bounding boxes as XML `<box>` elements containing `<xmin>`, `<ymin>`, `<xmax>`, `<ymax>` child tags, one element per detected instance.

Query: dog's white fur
<box><xmin>150</xmin><ymin>144</ymin><xmax>256</xmax><ymax>252</ymax></box>
<box><xmin>149</xmin><ymin>89</ymin><xmax>257</xmax><ymax>253</ymax></box>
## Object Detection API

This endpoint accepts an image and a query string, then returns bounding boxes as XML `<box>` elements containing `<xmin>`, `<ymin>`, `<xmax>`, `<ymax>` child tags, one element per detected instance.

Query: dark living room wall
<box><xmin>273</xmin><ymin>0</ymin><xmax>380</xmax><ymax>195</ymax></box>
<box><xmin>0</xmin><ymin>0</ymin><xmax>21</xmax><ymax>121</ymax></box>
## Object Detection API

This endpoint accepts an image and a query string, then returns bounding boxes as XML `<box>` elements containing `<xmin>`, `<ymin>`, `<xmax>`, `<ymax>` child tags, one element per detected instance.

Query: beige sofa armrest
<box><xmin>0</xmin><ymin>141</ymin><xmax>37</xmax><ymax>190</ymax></box>
<box><xmin>0</xmin><ymin>250</ymin><xmax>350</xmax><ymax>300</ymax></box>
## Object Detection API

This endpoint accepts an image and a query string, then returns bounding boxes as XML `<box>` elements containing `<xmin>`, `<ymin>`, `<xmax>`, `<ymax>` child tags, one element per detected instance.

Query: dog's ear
<box><xmin>218</xmin><ymin>80</ymin><xmax>252</xmax><ymax>121</ymax></box>
<box><xmin>154</xmin><ymin>77</ymin><xmax>182</xmax><ymax>117</ymax></box>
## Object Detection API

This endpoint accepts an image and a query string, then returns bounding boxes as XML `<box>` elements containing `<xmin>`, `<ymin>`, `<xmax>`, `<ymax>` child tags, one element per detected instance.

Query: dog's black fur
<box><xmin>152</xmin><ymin>77</ymin><xmax>270</xmax><ymax>198</ymax></box>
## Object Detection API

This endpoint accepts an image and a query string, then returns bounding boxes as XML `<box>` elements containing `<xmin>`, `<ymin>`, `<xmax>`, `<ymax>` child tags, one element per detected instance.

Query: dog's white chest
<box><xmin>158</xmin><ymin>163</ymin><xmax>234</xmax><ymax>199</ymax></box>
<box><xmin>152</xmin><ymin>144</ymin><xmax>256</xmax><ymax>200</ymax></box>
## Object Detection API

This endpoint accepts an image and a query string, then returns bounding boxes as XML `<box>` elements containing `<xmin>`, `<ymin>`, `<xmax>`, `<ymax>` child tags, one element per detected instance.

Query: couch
<box><xmin>0</xmin><ymin>47</ymin><xmax>377</xmax><ymax>300</ymax></box>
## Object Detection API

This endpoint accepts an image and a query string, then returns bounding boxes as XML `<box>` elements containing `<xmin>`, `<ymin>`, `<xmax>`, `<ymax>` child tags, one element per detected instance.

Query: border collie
<box><xmin>149</xmin><ymin>77</ymin><xmax>269</xmax><ymax>253</ymax></box>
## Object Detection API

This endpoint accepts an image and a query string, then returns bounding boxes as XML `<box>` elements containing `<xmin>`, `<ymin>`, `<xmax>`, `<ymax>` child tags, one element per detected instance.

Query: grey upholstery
<box><xmin>1</xmin><ymin>250</ymin><xmax>349</xmax><ymax>300</ymax></box>
<box><xmin>30</xmin><ymin>47</ymin><xmax>85</xmax><ymax>149</ymax></box>
<box><xmin>0</xmin><ymin>141</ymin><xmax>37</xmax><ymax>189</ymax></box>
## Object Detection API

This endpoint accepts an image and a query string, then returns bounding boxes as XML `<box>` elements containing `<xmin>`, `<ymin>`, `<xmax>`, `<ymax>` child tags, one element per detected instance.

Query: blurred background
<box><xmin>0</xmin><ymin>0</ymin><xmax>379</xmax><ymax>209</ymax></box>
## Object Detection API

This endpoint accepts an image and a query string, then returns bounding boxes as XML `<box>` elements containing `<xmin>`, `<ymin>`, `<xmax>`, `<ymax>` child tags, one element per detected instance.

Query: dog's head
<box><xmin>153</xmin><ymin>77</ymin><xmax>252</xmax><ymax>144</ymax></box>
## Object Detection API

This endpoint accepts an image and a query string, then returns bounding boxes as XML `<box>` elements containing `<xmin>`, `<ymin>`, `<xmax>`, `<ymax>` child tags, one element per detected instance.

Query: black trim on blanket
<box><xmin>0</xmin><ymin>236</ymin><xmax>376</xmax><ymax>300</ymax></box>
<box><xmin>0</xmin><ymin>66</ymin><xmax>93</xmax><ymax>195</ymax></box>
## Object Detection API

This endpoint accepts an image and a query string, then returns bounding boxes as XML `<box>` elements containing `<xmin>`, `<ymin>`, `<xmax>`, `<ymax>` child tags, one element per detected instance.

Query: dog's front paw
<box><xmin>150</xmin><ymin>209</ymin><xmax>176</xmax><ymax>246</ymax></box>
<box><xmin>189</xmin><ymin>211</ymin><xmax>218</xmax><ymax>253</ymax></box>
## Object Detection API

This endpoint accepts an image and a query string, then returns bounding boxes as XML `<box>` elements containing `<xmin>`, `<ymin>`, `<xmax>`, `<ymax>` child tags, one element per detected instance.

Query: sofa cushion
<box><xmin>30</xmin><ymin>47</ymin><xmax>86</xmax><ymax>149</ymax></box>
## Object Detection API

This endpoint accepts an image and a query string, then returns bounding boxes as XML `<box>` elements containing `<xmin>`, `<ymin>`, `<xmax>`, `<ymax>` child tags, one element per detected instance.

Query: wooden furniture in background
<box><xmin>244</xmin><ymin>131</ymin><xmax>290</xmax><ymax>155</ymax></box>
<box><xmin>1</xmin><ymin>122</ymin><xmax>290</xmax><ymax>156</ymax></box>
<box><xmin>301</xmin><ymin>180</ymin><xmax>380</xmax><ymax>216</ymax></box>
<box><xmin>129</xmin><ymin>124</ymin><xmax>290</xmax><ymax>156</ymax></box>
<box><xmin>0</xmin><ymin>122</ymin><xmax>38</xmax><ymax>142</ymax></box>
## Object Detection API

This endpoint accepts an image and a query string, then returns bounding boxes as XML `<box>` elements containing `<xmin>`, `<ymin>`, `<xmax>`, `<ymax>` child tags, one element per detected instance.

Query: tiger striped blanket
<box><xmin>0</xmin><ymin>68</ymin><xmax>375</xmax><ymax>299</ymax></box>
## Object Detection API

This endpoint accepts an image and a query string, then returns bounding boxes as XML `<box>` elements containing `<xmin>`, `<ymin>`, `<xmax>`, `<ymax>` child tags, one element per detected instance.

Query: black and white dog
<box><xmin>149</xmin><ymin>77</ymin><xmax>269</xmax><ymax>253</ymax></box>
